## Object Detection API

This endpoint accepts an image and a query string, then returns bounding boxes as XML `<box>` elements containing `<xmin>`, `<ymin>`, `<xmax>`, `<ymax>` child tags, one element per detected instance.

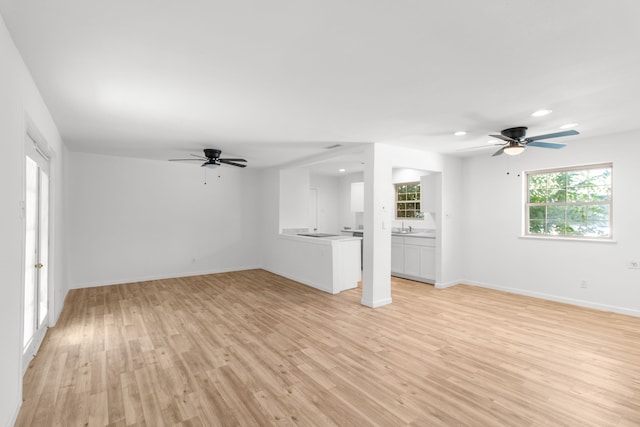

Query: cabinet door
<box><xmin>420</xmin><ymin>246</ymin><xmax>436</xmax><ymax>280</ymax></box>
<box><xmin>404</xmin><ymin>245</ymin><xmax>421</xmax><ymax>277</ymax></box>
<box><xmin>391</xmin><ymin>243</ymin><xmax>404</xmax><ymax>273</ymax></box>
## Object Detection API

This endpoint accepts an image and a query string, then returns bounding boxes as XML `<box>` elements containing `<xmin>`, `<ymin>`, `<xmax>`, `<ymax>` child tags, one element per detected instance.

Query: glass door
<box><xmin>23</xmin><ymin>136</ymin><xmax>50</xmax><ymax>368</ymax></box>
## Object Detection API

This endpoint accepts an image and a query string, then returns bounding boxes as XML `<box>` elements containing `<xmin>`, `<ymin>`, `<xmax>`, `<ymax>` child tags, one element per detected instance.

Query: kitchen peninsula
<box><xmin>271</xmin><ymin>231</ymin><xmax>362</xmax><ymax>294</ymax></box>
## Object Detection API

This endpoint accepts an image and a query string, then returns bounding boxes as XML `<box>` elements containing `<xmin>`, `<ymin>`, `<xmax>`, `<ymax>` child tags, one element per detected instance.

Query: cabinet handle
<box><xmin>35</xmin><ymin>263</ymin><xmax>43</xmax><ymax>269</ymax></box>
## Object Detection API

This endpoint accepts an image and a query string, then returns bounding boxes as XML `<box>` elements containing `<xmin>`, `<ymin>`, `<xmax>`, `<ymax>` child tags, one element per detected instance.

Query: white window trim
<box><xmin>523</xmin><ymin>162</ymin><xmax>613</xmax><ymax>240</ymax></box>
<box><xmin>395</xmin><ymin>181</ymin><xmax>421</xmax><ymax>220</ymax></box>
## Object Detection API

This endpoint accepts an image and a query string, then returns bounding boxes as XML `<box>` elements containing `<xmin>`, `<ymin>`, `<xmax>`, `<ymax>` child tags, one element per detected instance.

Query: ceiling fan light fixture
<box><xmin>203</xmin><ymin>162</ymin><xmax>219</xmax><ymax>169</ymax></box>
<box><xmin>504</xmin><ymin>145</ymin><xmax>526</xmax><ymax>156</ymax></box>
<box><xmin>531</xmin><ymin>109</ymin><xmax>553</xmax><ymax>117</ymax></box>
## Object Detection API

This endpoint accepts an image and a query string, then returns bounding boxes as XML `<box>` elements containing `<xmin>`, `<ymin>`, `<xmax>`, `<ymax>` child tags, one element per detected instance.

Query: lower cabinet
<box><xmin>403</xmin><ymin>244</ymin><xmax>422</xmax><ymax>277</ymax></box>
<box><xmin>391</xmin><ymin>236</ymin><xmax>435</xmax><ymax>283</ymax></box>
<box><xmin>419</xmin><ymin>246</ymin><xmax>436</xmax><ymax>280</ymax></box>
<box><xmin>391</xmin><ymin>241</ymin><xmax>404</xmax><ymax>273</ymax></box>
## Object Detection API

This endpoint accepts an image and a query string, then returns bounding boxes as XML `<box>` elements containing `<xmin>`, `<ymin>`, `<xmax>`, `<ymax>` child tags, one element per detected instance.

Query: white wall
<box><xmin>67</xmin><ymin>152</ymin><xmax>261</xmax><ymax>288</ymax></box>
<box><xmin>310</xmin><ymin>174</ymin><xmax>340</xmax><ymax>234</ymax></box>
<box><xmin>0</xmin><ymin>13</ymin><xmax>67</xmax><ymax>427</ymax></box>
<box><xmin>461</xmin><ymin>131</ymin><xmax>640</xmax><ymax>315</ymax></box>
<box><xmin>439</xmin><ymin>156</ymin><xmax>463</xmax><ymax>287</ymax></box>
<box><xmin>279</xmin><ymin>168</ymin><xmax>310</xmax><ymax>232</ymax></box>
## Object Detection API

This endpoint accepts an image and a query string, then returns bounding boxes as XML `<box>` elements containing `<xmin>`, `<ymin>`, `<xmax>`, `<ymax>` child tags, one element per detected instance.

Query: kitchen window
<box><xmin>395</xmin><ymin>182</ymin><xmax>421</xmax><ymax>219</ymax></box>
<box><xmin>525</xmin><ymin>163</ymin><xmax>612</xmax><ymax>239</ymax></box>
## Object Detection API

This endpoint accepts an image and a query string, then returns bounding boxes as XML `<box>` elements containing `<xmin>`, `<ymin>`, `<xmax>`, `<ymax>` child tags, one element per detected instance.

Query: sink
<box><xmin>297</xmin><ymin>233</ymin><xmax>339</xmax><ymax>238</ymax></box>
<box><xmin>393</xmin><ymin>230</ymin><xmax>417</xmax><ymax>235</ymax></box>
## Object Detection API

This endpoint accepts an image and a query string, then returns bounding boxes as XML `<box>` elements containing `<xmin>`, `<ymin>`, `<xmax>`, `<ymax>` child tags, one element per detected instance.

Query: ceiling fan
<box><xmin>489</xmin><ymin>127</ymin><xmax>579</xmax><ymax>156</ymax></box>
<box><xmin>169</xmin><ymin>148</ymin><xmax>247</xmax><ymax>168</ymax></box>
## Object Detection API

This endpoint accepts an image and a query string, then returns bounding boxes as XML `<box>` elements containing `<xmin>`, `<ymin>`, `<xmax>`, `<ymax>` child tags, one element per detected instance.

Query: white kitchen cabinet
<box><xmin>419</xmin><ymin>246</ymin><xmax>436</xmax><ymax>280</ymax></box>
<box><xmin>391</xmin><ymin>236</ymin><xmax>404</xmax><ymax>273</ymax></box>
<box><xmin>403</xmin><ymin>245</ymin><xmax>421</xmax><ymax>277</ymax></box>
<box><xmin>391</xmin><ymin>235</ymin><xmax>435</xmax><ymax>283</ymax></box>
<box><xmin>350</xmin><ymin>182</ymin><xmax>364</xmax><ymax>212</ymax></box>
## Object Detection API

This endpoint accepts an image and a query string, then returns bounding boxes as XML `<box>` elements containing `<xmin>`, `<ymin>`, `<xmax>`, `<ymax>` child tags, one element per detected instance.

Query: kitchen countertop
<box><xmin>342</xmin><ymin>229</ymin><xmax>435</xmax><ymax>238</ymax></box>
<box><xmin>397</xmin><ymin>232</ymin><xmax>435</xmax><ymax>238</ymax></box>
<box><xmin>282</xmin><ymin>233</ymin><xmax>361</xmax><ymax>242</ymax></box>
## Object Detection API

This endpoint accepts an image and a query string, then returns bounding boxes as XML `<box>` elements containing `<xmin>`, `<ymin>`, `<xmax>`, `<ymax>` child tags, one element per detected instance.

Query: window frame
<box><xmin>395</xmin><ymin>181</ymin><xmax>422</xmax><ymax>220</ymax></box>
<box><xmin>524</xmin><ymin>162</ymin><xmax>613</xmax><ymax>240</ymax></box>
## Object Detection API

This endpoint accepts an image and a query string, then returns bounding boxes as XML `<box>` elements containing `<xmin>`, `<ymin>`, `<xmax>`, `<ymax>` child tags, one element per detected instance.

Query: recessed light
<box><xmin>454</xmin><ymin>131</ymin><xmax>467</xmax><ymax>136</ymax></box>
<box><xmin>487</xmin><ymin>140</ymin><xmax>496</xmax><ymax>144</ymax></box>
<box><xmin>531</xmin><ymin>109</ymin><xmax>552</xmax><ymax>117</ymax></box>
<box><xmin>560</xmin><ymin>123</ymin><xmax>578</xmax><ymax>129</ymax></box>
<box><xmin>339</xmin><ymin>168</ymin><xmax>346</xmax><ymax>172</ymax></box>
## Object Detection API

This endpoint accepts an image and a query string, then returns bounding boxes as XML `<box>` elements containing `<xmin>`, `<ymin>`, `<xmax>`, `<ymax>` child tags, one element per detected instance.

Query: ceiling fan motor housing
<box><xmin>204</xmin><ymin>148</ymin><xmax>222</xmax><ymax>159</ymax></box>
<box><xmin>501</xmin><ymin>126</ymin><xmax>528</xmax><ymax>140</ymax></box>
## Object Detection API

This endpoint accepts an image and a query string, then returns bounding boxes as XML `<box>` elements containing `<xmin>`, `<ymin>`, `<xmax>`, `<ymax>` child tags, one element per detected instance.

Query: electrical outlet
<box><xmin>628</xmin><ymin>260</ymin><xmax>640</xmax><ymax>269</ymax></box>
<box><xmin>580</xmin><ymin>280</ymin><xmax>588</xmax><ymax>288</ymax></box>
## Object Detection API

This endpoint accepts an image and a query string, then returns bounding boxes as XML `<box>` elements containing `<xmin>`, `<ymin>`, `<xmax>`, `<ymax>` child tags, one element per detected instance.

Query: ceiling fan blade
<box><xmin>190</xmin><ymin>154</ymin><xmax>208</xmax><ymax>159</ymax></box>
<box><xmin>456</xmin><ymin>144</ymin><xmax>502</xmax><ymax>152</ymax></box>
<box><xmin>526</xmin><ymin>129</ymin><xmax>579</xmax><ymax>142</ymax></box>
<box><xmin>220</xmin><ymin>158</ymin><xmax>247</xmax><ymax>162</ymax></box>
<box><xmin>526</xmin><ymin>141</ymin><xmax>567</xmax><ymax>149</ymax></box>
<box><xmin>219</xmin><ymin>159</ymin><xmax>247</xmax><ymax>168</ymax></box>
<box><xmin>492</xmin><ymin>147</ymin><xmax>506</xmax><ymax>157</ymax></box>
<box><xmin>169</xmin><ymin>158</ymin><xmax>204</xmax><ymax>161</ymax></box>
<box><xmin>490</xmin><ymin>134</ymin><xmax>518</xmax><ymax>143</ymax></box>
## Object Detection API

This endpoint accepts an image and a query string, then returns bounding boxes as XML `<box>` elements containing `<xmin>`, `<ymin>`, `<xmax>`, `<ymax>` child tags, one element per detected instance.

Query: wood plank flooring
<box><xmin>16</xmin><ymin>269</ymin><xmax>640</xmax><ymax>426</ymax></box>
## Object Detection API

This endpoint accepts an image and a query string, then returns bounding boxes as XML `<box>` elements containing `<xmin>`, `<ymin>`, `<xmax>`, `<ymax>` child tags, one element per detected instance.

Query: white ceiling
<box><xmin>1</xmin><ymin>1</ymin><xmax>639</xmax><ymax>169</ymax></box>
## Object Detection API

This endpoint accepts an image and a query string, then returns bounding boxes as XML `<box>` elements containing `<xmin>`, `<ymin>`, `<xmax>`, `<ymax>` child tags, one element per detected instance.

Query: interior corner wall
<box><xmin>461</xmin><ymin>131</ymin><xmax>640</xmax><ymax>316</ymax></box>
<box><xmin>258</xmin><ymin>168</ymin><xmax>280</xmax><ymax>268</ymax></box>
<box><xmin>67</xmin><ymin>152</ymin><xmax>262</xmax><ymax>288</ymax></box>
<box><xmin>0</xmin><ymin>12</ymin><xmax>67</xmax><ymax>427</ymax></box>
<box><xmin>337</xmin><ymin>171</ymin><xmax>364</xmax><ymax>230</ymax></box>
<box><xmin>309</xmin><ymin>174</ymin><xmax>341</xmax><ymax>234</ymax></box>
<box><xmin>278</xmin><ymin>168</ymin><xmax>310</xmax><ymax>231</ymax></box>
<box><xmin>438</xmin><ymin>156</ymin><xmax>464</xmax><ymax>287</ymax></box>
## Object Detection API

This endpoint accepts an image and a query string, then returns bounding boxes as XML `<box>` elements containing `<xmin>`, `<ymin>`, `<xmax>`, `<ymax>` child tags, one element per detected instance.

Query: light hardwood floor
<box><xmin>16</xmin><ymin>270</ymin><xmax>640</xmax><ymax>426</ymax></box>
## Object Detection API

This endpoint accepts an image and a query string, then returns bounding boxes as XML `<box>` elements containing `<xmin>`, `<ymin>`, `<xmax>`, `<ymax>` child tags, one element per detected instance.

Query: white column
<box><xmin>361</xmin><ymin>143</ymin><xmax>393</xmax><ymax>308</ymax></box>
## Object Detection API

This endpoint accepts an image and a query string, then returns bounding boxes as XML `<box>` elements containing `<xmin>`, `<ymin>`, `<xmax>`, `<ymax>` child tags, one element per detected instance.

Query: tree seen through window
<box><xmin>526</xmin><ymin>164</ymin><xmax>612</xmax><ymax>238</ymax></box>
<box><xmin>396</xmin><ymin>183</ymin><xmax>421</xmax><ymax>219</ymax></box>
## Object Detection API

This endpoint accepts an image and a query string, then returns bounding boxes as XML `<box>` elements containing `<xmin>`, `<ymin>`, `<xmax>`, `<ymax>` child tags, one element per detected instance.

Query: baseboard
<box><xmin>464</xmin><ymin>279</ymin><xmax>640</xmax><ymax>317</ymax></box>
<box><xmin>261</xmin><ymin>267</ymin><xmax>334</xmax><ymax>294</ymax></box>
<box><xmin>51</xmin><ymin>287</ymin><xmax>68</xmax><ymax>326</ymax></box>
<box><xmin>391</xmin><ymin>272</ymin><xmax>434</xmax><ymax>285</ymax></box>
<box><xmin>434</xmin><ymin>279</ymin><xmax>461</xmax><ymax>289</ymax></box>
<box><xmin>8</xmin><ymin>396</ymin><xmax>21</xmax><ymax>427</ymax></box>
<box><xmin>69</xmin><ymin>265</ymin><xmax>262</xmax><ymax>289</ymax></box>
<box><xmin>361</xmin><ymin>297</ymin><xmax>393</xmax><ymax>308</ymax></box>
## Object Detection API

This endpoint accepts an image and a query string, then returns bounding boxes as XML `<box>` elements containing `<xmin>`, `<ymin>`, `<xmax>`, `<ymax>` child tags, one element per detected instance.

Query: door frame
<box><xmin>20</xmin><ymin>119</ymin><xmax>55</xmax><ymax>375</ymax></box>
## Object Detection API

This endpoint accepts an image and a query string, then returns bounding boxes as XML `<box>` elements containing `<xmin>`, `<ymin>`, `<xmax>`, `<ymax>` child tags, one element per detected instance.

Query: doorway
<box><xmin>22</xmin><ymin>134</ymin><xmax>50</xmax><ymax>370</ymax></box>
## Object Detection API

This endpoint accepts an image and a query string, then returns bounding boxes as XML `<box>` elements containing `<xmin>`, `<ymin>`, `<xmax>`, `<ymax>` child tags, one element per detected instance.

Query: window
<box><xmin>525</xmin><ymin>163</ymin><xmax>612</xmax><ymax>239</ymax></box>
<box><xmin>395</xmin><ymin>182</ymin><xmax>421</xmax><ymax>219</ymax></box>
